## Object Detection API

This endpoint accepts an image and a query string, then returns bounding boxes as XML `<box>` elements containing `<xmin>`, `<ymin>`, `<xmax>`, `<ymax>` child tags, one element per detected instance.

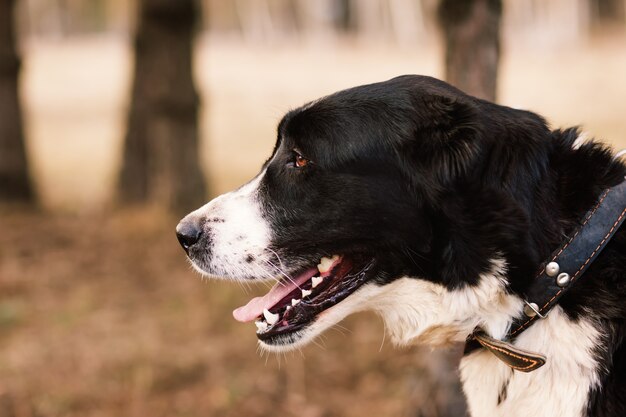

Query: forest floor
<box><xmin>2</xmin><ymin>35</ymin><xmax>626</xmax><ymax>416</ymax></box>
<box><xmin>0</xmin><ymin>207</ymin><xmax>433</xmax><ymax>417</ymax></box>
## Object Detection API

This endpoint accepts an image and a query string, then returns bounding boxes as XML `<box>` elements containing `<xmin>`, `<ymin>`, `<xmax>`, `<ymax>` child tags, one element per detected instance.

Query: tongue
<box><xmin>232</xmin><ymin>267</ymin><xmax>318</xmax><ymax>322</ymax></box>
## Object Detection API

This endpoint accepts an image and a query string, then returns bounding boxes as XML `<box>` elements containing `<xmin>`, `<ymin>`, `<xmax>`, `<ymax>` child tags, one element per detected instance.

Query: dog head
<box><xmin>176</xmin><ymin>75</ymin><xmax>592</xmax><ymax>351</ymax></box>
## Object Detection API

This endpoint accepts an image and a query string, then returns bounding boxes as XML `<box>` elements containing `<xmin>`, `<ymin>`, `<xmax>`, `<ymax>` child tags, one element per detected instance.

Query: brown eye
<box><xmin>295</xmin><ymin>153</ymin><xmax>309</xmax><ymax>168</ymax></box>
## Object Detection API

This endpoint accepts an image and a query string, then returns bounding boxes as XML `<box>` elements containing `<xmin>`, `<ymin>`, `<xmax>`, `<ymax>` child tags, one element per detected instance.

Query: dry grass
<box><xmin>2</xmin><ymin>34</ymin><xmax>626</xmax><ymax>416</ymax></box>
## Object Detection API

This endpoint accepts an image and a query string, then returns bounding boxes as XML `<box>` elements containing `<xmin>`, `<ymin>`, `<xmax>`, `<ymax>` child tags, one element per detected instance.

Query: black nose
<box><xmin>176</xmin><ymin>217</ymin><xmax>202</xmax><ymax>253</ymax></box>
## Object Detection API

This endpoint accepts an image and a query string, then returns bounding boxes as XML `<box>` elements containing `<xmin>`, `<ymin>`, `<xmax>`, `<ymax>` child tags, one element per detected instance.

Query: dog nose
<box><xmin>176</xmin><ymin>217</ymin><xmax>202</xmax><ymax>253</ymax></box>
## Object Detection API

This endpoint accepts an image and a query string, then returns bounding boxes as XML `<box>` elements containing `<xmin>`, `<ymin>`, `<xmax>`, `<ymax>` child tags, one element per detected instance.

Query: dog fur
<box><xmin>178</xmin><ymin>75</ymin><xmax>626</xmax><ymax>417</ymax></box>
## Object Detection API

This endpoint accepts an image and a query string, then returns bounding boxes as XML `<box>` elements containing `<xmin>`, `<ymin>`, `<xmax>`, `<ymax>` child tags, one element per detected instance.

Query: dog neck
<box><xmin>367</xmin><ymin>260</ymin><xmax>604</xmax><ymax>417</ymax></box>
<box><xmin>370</xmin><ymin>259</ymin><xmax>521</xmax><ymax>348</ymax></box>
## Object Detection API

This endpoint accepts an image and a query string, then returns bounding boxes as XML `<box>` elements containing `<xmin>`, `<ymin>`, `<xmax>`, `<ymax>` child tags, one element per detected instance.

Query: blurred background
<box><xmin>0</xmin><ymin>0</ymin><xmax>625</xmax><ymax>416</ymax></box>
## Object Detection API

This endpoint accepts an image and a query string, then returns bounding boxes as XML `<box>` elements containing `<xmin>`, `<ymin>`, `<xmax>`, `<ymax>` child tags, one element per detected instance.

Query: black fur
<box><xmin>256</xmin><ymin>75</ymin><xmax>625</xmax><ymax>416</ymax></box>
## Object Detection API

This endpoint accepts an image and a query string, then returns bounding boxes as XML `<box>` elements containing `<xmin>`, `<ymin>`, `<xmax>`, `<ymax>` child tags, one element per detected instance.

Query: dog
<box><xmin>176</xmin><ymin>75</ymin><xmax>626</xmax><ymax>417</ymax></box>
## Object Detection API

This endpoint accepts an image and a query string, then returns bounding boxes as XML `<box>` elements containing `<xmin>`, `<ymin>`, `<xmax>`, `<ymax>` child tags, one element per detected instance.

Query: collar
<box><xmin>464</xmin><ymin>178</ymin><xmax>626</xmax><ymax>372</ymax></box>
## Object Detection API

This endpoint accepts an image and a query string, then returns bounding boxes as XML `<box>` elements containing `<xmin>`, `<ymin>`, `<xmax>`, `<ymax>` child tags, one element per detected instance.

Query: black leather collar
<box><xmin>464</xmin><ymin>178</ymin><xmax>626</xmax><ymax>372</ymax></box>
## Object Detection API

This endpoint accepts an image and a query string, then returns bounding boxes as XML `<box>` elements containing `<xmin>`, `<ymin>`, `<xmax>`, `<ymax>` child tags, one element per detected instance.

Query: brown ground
<box><xmin>2</xmin><ymin>35</ymin><xmax>626</xmax><ymax>416</ymax></box>
<box><xmin>0</xmin><ymin>207</ymin><xmax>434</xmax><ymax>417</ymax></box>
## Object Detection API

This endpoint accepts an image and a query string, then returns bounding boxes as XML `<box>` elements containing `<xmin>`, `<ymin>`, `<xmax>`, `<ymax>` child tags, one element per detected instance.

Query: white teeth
<box><xmin>291</xmin><ymin>299</ymin><xmax>300</xmax><ymax>307</ymax></box>
<box><xmin>311</xmin><ymin>276</ymin><xmax>323</xmax><ymax>288</ymax></box>
<box><xmin>255</xmin><ymin>320</ymin><xmax>268</xmax><ymax>332</ymax></box>
<box><xmin>263</xmin><ymin>308</ymin><xmax>279</xmax><ymax>325</ymax></box>
<box><xmin>317</xmin><ymin>254</ymin><xmax>339</xmax><ymax>273</ymax></box>
<box><xmin>286</xmin><ymin>306</ymin><xmax>291</xmax><ymax>311</ymax></box>
<box><xmin>301</xmin><ymin>289</ymin><xmax>312</xmax><ymax>298</ymax></box>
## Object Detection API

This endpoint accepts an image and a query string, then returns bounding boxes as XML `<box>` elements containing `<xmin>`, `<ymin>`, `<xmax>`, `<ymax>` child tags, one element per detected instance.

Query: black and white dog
<box><xmin>176</xmin><ymin>75</ymin><xmax>626</xmax><ymax>417</ymax></box>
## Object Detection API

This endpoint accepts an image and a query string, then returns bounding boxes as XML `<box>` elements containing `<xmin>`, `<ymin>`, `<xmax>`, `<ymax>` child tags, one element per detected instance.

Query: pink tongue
<box><xmin>232</xmin><ymin>267</ymin><xmax>318</xmax><ymax>322</ymax></box>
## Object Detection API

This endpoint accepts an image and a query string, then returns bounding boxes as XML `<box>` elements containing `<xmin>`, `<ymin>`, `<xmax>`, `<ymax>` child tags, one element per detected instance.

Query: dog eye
<box><xmin>295</xmin><ymin>154</ymin><xmax>309</xmax><ymax>168</ymax></box>
<box><xmin>293</xmin><ymin>151</ymin><xmax>310</xmax><ymax>168</ymax></box>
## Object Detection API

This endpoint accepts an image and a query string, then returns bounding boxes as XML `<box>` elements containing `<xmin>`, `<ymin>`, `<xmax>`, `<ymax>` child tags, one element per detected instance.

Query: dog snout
<box><xmin>176</xmin><ymin>216</ymin><xmax>203</xmax><ymax>254</ymax></box>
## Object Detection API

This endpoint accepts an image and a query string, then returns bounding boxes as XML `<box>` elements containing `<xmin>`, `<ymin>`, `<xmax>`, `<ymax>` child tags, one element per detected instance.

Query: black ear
<box><xmin>403</xmin><ymin>93</ymin><xmax>483</xmax><ymax>190</ymax></box>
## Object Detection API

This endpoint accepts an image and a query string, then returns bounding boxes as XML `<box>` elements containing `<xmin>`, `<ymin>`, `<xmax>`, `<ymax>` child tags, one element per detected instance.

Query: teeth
<box><xmin>311</xmin><ymin>276</ymin><xmax>323</xmax><ymax>288</ymax></box>
<box><xmin>255</xmin><ymin>320</ymin><xmax>268</xmax><ymax>332</ymax></box>
<box><xmin>286</xmin><ymin>306</ymin><xmax>291</xmax><ymax>311</ymax></box>
<box><xmin>291</xmin><ymin>299</ymin><xmax>300</xmax><ymax>307</ymax></box>
<box><xmin>301</xmin><ymin>289</ymin><xmax>312</xmax><ymax>298</ymax></box>
<box><xmin>263</xmin><ymin>308</ymin><xmax>279</xmax><ymax>325</ymax></box>
<box><xmin>317</xmin><ymin>255</ymin><xmax>339</xmax><ymax>273</ymax></box>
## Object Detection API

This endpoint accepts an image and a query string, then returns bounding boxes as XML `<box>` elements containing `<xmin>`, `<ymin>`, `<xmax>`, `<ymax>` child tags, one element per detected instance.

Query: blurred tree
<box><xmin>409</xmin><ymin>347</ymin><xmax>468</xmax><ymax>417</ymax></box>
<box><xmin>119</xmin><ymin>0</ymin><xmax>206</xmax><ymax>213</ymax></box>
<box><xmin>414</xmin><ymin>1</ymin><xmax>504</xmax><ymax>416</ymax></box>
<box><xmin>437</xmin><ymin>0</ymin><xmax>502</xmax><ymax>101</ymax></box>
<box><xmin>333</xmin><ymin>0</ymin><xmax>355</xmax><ymax>33</ymax></box>
<box><xmin>590</xmin><ymin>0</ymin><xmax>626</xmax><ymax>27</ymax></box>
<box><xmin>0</xmin><ymin>0</ymin><xmax>34</xmax><ymax>202</ymax></box>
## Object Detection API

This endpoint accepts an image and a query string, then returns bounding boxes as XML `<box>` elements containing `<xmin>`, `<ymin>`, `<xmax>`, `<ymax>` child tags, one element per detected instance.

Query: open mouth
<box><xmin>232</xmin><ymin>254</ymin><xmax>375</xmax><ymax>344</ymax></box>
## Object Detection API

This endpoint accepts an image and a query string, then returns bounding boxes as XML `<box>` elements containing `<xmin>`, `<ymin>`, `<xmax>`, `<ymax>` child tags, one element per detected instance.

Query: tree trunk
<box><xmin>589</xmin><ymin>0</ymin><xmax>626</xmax><ymax>28</ymax></box>
<box><xmin>0</xmin><ymin>0</ymin><xmax>34</xmax><ymax>202</ymax></box>
<box><xmin>119</xmin><ymin>0</ymin><xmax>206</xmax><ymax>213</ymax></box>
<box><xmin>412</xmin><ymin>2</ymin><xmax>504</xmax><ymax>416</ymax></box>
<box><xmin>438</xmin><ymin>0</ymin><xmax>502</xmax><ymax>101</ymax></box>
<box><xmin>409</xmin><ymin>347</ymin><xmax>468</xmax><ymax>417</ymax></box>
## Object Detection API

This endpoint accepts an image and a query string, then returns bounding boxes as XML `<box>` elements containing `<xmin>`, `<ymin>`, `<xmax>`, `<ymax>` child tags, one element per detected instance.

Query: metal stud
<box><xmin>523</xmin><ymin>302</ymin><xmax>545</xmax><ymax>319</ymax></box>
<box><xmin>523</xmin><ymin>302</ymin><xmax>539</xmax><ymax>317</ymax></box>
<box><xmin>545</xmin><ymin>262</ymin><xmax>560</xmax><ymax>277</ymax></box>
<box><xmin>556</xmin><ymin>272</ymin><xmax>571</xmax><ymax>287</ymax></box>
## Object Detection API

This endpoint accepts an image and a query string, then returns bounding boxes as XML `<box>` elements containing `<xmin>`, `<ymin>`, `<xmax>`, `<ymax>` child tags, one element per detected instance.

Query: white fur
<box><xmin>259</xmin><ymin>256</ymin><xmax>601</xmax><ymax>417</ymax></box>
<box><xmin>261</xmin><ymin>259</ymin><xmax>523</xmax><ymax>351</ymax></box>
<box><xmin>186</xmin><ymin>172</ymin><xmax>602</xmax><ymax>417</ymax></box>
<box><xmin>460</xmin><ymin>307</ymin><xmax>601</xmax><ymax>417</ymax></box>
<box><xmin>186</xmin><ymin>170</ymin><xmax>276</xmax><ymax>280</ymax></box>
<box><xmin>370</xmin><ymin>259</ymin><xmax>523</xmax><ymax>347</ymax></box>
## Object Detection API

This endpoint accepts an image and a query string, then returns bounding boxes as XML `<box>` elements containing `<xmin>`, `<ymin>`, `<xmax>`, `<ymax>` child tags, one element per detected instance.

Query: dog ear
<box><xmin>402</xmin><ymin>93</ymin><xmax>483</xmax><ymax>191</ymax></box>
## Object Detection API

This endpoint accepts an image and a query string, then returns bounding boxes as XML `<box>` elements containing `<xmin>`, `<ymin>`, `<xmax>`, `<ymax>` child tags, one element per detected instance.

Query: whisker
<box><xmin>267</xmin><ymin>250</ymin><xmax>303</xmax><ymax>288</ymax></box>
<box><xmin>251</xmin><ymin>262</ymin><xmax>281</xmax><ymax>288</ymax></box>
<box><xmin>403</xmin><ymin>247</ymin><xmax>426</xmax><ymax>275</ymax></box>
<box><xmin>263</xmin><ymin>258</ymin><xmax>303</xmax><ymax>290</ymax></box>
<box><xmin>405</xmin><ymin>247</ymin><xmax>427</xmax><ymax>262</ymax></box>
<box><xmin>311</xmin><ymin>336</ymin><xmax>327</xmax><ymax>350</ymax></box>
<box><xmin>259</xmin><ymin>259</ymin><xmax>283</xmax><ymax>284</ymax></box>
<box><xmin>268</xmin><ymin>248</ymin><xmax>287</xmax><ymax>271</ymax></box>
<box><xmin>333</xmin><ymin>323</ymin><xmax>352</xmax><ymax>334</ymax></box>
<box><xmin>379</xmin><ymin>320</ymin><xmax>387</xmax><ymax>352</ymax></box>
<box><xmin>330</xmin><ymin>327</ymin><xmax>347</xmax><ymax>337</ymax></box>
